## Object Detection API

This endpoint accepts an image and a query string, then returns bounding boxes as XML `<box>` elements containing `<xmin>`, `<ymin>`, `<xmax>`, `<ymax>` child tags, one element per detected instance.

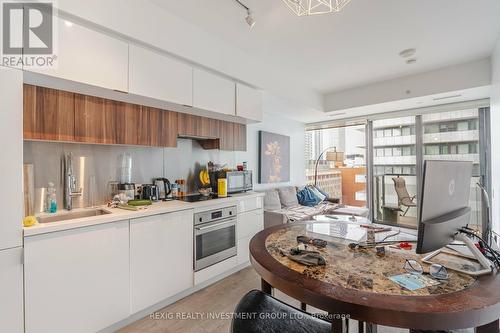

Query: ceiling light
<box><xmin>64</xmin><ymin>20</ymin><xmax>73</xmax><ymax>27</ymax></box>
<box><xmin>245</xmin><ymin>10</ymin><xmax>256</xmax><ymax>28</ymax></box>
<box><xmin>406</xmin><ymin>58</ymin><xmax>417</xmax><ymax>65</ymax></box>
<box><xmin>282</xmin><ymin>0</ymin><xmax>352</xmax><ymax>16</ymax></box>
<box><xmin>399</xmin><ymin>48</ymin><xmax>416</xmax><ymax>58</ymax></box>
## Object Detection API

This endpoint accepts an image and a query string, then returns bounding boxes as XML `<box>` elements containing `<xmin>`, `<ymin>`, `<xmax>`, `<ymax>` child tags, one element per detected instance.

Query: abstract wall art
<box><xmin>258</xmin><ymin>131</ymin><xmax>290</xmax><ymax>184</ymax></box>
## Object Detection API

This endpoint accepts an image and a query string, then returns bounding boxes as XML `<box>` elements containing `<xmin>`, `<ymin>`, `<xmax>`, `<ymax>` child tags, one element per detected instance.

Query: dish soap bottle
<box><xmin>45</xmin><ymin>182</ymin><xmax>57</xmax><ymax>213</ymax></box>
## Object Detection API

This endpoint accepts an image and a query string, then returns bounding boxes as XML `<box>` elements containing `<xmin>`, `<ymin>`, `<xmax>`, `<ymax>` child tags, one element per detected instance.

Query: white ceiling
<box><xmin>149</xmin><ymin>0</ymin><xmax>500</xmax><ymax>95</ymax></box>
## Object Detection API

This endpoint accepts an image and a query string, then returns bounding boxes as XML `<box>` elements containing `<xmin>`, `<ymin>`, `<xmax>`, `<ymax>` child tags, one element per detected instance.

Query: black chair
<box><xmin>231</xmin><ymin>290</ymin><xmax>332</xmax><ymax>333</ymax></box>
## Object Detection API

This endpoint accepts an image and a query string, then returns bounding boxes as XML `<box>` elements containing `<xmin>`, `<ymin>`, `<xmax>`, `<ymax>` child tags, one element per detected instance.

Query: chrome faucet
<box><xmin>64</xmin><ymin>152</ymin><xmax>82</xmax><ymax>210</ymax></box>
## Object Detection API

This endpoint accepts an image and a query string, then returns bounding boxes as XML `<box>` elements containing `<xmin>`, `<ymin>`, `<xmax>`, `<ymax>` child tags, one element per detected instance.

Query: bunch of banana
<box><xmin>199</xmin><ymin>169</ymin><xmax>210</xmax><ymax>186</ymax></box>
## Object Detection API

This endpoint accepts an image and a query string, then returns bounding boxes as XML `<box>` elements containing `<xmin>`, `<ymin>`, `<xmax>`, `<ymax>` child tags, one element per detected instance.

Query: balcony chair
<box><xmin>231</xmin><ymin>290</ymin><xmax>332</xmax><ymax>333</ymax></box>
<box><xmin>392</xmin><ymin>176</ymin><xmax>417</xmax><ymax>216</ymax></box>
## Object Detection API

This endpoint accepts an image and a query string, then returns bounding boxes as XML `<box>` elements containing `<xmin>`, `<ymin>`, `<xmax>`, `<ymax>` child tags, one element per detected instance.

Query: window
<box><xmin>425</xmin><ymin>124</ymin><xmax>439</xmax><ymax>134</ymax></box>
<box><xmin>425</xmin><ymin>145</ymin><xmax>439</xmax><ymax>155</ymax></box>
<box><xmin>307</xmin><ymin>107</ymin><xmax>488</xmax><ymax>231</ymax></box>
<box><xmin>457</xmin><ymin>121</ymin><xmax>469</xmax><ymax>131</ymax></box>
<box><xmin>372</xmin><ymin>116</ymin><xmax>417</xmax><ymax>228</ymax></box>
<box><xmin>422</xmin><ymin>108</ymin><xmax>483</xmax><ymax>228</ymax></box>
<box><xmin>305</xmin><ymin>125</ymin><xmax>366</xmax><ymax>207</ymax></box>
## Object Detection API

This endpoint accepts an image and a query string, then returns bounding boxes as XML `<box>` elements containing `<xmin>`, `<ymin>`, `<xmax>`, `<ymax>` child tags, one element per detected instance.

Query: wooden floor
<box><xmin>119</xmin><ymin>266</ymin><xmax>407</xmax><ymax>333</ymax></box>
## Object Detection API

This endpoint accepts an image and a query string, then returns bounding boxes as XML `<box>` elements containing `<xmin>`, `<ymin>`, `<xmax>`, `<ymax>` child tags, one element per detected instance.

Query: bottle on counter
<box><xmin>217</xmin><ymin>178</ymin><xmax>227</xmax><ymax>198</ymax></box>
<box><xmin>171</xmin><ymin>183</ymin><xmax>179</xmax><ymax>198</ymax></box>
<box><xmin>45</xmin><ymin>182</ymin><xmax>57</xmax><ymax>213</ymax></box>
<box><xmin>176</xmin><ymin>179</ymin><xmax>186</xmax><ymax>197</ymax></box>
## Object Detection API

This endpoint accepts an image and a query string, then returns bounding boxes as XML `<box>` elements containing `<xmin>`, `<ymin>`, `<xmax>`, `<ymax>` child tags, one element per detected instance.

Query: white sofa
<box><xmin>262</xmin><ymin>186</ymin><xmax>369</xmax><ymax>229</ymax></box>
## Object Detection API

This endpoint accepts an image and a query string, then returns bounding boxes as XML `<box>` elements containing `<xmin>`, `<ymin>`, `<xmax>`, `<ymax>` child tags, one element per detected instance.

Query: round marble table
<box><xmin>249</xmin><ymin>221</ymin><xmax>500</xmax><ymax>332</ymax></box>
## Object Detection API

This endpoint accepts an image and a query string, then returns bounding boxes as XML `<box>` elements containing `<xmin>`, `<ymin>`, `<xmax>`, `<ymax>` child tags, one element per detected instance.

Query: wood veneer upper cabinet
<box><xmin>74</xmin><ymin>94</ymin><xmax>117</xmax><ymax>144</ymax></box>
<box><xmin>233</xmin><ymin>123</ymin><xmax>247</xmax><ymax>151</ymax></box>
<box><xmin>116</xmin><ymin>103</ymin><xmax>149</xmax><ymax>146</ymax></box>
<box><xmin>147</xmin><ymin>107</ymin><xmax>177</xmax><ymax>148</ymax></box>
<box><xmin>23</xmin><ymin>84</ymin><xmax>75</xmax><ymax>141</ymax></box>
<box><xmin>219</xmin><ymin>121</ymin><xmax>235</xmax><ymax>151</ymax></box>
<box><xmin>177</xmin><ymin>113</ymin><xmax>215</xmax><ymax>139</ymax></box>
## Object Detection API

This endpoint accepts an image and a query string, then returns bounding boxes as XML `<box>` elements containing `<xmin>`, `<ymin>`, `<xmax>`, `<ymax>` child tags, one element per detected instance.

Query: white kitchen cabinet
<box><xmin>130</xmin><ymin>210</ymin><xmax>194</xmax><ymax>313</ymax></box>
<box><xmin>237</xmin><ymin>208</ymin><xmax>264</xmax><ymax>265</ymax></box>
<box><xmin>129</xmin><ymin>45</ymin><xmax>193</xmax><ymax>106</ymax></box>
<box><xmin>0</xmin><ymin>247</ymin><xmax>24</xmax><ymax>333</ymax></box>
<box><xmin>27</xmin><ymin>16</ymin><xmax>128</xmax><ymax>91</ymax></box>
<box><xmin>237</xmin><ymin>209</ymin><xmax>264</xmax><ymax>240</ymax></box>
<box><xmin>24</xmin><ymin>220</ymin><xmax>130</xmax><ymax>333</ymax></box>
<box><xmin>0</xmin><ymin>67</ymin><xmax>23</xmax><ymax>250</ymax></box>
<box><xmin>193</xmin><ymin>68</ymin><xmax>235</xmax><ymax>115</ymax></box>
<box><xmin>236</xmin><ymin>83</ymin><xmax>263</xmax><ymax>122</ymax></box>
<box><xmin>238</xmin><ymin>196</ymin><xmax>263</xmax><ymax>214</ymax></box>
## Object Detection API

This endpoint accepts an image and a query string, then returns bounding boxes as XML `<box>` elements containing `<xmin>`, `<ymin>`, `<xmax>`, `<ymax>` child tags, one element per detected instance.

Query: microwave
<box><xmin>226</xmin><ymin>171</ymin><xmax>253</xmax><ymax>193</ymax></box>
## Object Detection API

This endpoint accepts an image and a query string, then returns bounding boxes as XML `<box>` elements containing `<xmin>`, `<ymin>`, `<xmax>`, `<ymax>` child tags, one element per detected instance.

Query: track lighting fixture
<box><xmin>235</xmin><ymin>0</ymin><xmax>255</xmax><ymax>28</ymax></box>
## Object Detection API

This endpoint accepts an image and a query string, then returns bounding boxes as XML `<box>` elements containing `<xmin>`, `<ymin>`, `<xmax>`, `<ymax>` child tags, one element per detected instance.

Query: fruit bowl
<box><xmin>198</xmin><ymin>187</ymin><xmax>212</xmax><ymax>197</ymax></box>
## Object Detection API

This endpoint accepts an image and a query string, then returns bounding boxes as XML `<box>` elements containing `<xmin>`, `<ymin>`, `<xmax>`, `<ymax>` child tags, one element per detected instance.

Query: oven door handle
<box><xmin>195</xmin><ymin>219</ymin><xmax>235</xmax><ymax>232</ymax></box>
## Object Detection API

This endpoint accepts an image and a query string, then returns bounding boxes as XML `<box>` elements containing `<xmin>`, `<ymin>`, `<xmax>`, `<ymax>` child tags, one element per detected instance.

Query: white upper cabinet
<box><xmin>236</xmin><ymin>83</ymin><xmax>263</xmax><ymax>122</ymax></box>
<box><xmin>129</xmin><ymin>45</ymin><xmax>193</xmax><ymax>106</ymax></box>
<box><xmin>27</xmin><ymin>16</ymin><xmax>128</xmax><ymax>92</ymax></box>
<box><xmin>193</xmin><ymin>68</ymin><xmax>235</xmax><ymax>116</ymax></box>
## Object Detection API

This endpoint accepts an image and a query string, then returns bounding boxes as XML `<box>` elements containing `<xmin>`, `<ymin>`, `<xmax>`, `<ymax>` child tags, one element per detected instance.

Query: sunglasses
<box><xmin>297</xmin><ymin>236</ymin><xmax>328</xmax><ymax>248</ymax></box>
<box><xmin>404</xmin><ymin>259</ymin><xmax>449</xmax><ymax>280</ymax></box>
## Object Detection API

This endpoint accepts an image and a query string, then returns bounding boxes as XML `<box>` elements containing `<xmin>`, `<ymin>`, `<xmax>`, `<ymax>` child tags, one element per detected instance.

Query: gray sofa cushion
<box><xmin>277</xmin><ymin>186</ymin><xmax>299</xmax><ymax>208</ymax></box>
<box><xmin>263</xmin><ymin>189</ymin><xmax>281</xmax><ymax>211</ymax></box>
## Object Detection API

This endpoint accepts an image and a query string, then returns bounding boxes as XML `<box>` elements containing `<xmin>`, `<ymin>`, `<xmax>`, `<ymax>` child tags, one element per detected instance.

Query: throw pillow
<box><xmin>308</xmin><ymin>185</ymin><xmax>326</xmax><ymax>203</ymax></box>
<box><xmin>278</xmin><ymin>186</ymin><xmax>299</xmax><ymax>207</ymax></box>
<box><xmin>297</xmin><ymin>187</ymin><xmax>321</xmax><ymax>207</ymax></box>
<box><xmin>314</xmin><ymin>186</ymin><xmax>330</xmax><ymax>200</ymax></box>
<box><xmin>263</xmin><ymin>189</ymin><xmax>281</xmax><ymax>211</ymax></box>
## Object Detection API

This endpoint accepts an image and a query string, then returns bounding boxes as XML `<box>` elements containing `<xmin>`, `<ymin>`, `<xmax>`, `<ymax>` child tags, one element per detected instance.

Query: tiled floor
<box><xmin>119</xmin><ymin>266</ymin><xmax>407</xmax><ymax>333</ymax></box>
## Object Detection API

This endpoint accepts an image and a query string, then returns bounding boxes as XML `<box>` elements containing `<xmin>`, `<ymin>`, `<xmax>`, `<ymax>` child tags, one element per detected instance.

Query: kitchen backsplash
<box><xmin>23</xmin><ymin>139</ymin><xmax>239</xmax><ymax>212</ymax></box>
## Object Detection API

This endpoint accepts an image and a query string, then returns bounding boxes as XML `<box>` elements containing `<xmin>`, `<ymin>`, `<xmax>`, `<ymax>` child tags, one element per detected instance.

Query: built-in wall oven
<box><xmin>194</xmin><ymin>206</ymin><xmax>237</xmax><ymax>272</ymax></box>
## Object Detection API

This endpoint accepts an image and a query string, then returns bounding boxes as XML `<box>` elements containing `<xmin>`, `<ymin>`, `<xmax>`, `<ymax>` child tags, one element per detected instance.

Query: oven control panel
<box><xmin>194</xmin><ymin>206</ymin><xmax>237</xmax><ymax>225</ymax></box>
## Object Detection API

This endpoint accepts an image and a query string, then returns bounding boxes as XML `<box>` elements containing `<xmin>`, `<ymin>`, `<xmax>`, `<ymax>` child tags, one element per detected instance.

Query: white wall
<box><xmin>491</xmin><ymin>36</ymin><xmax>500</xmax><ymax>234</ymax></box>
<box><xmin>238</xmin><ymin>111</ymin><xmax>306</xmax><ymax>191</ymax></box>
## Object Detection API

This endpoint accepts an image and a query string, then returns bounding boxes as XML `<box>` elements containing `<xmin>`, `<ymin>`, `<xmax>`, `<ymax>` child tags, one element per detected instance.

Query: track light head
<box><xmin>245</xmin><ymin>10</ymin><xmax>256</xmax><ymax>28</ymax></box>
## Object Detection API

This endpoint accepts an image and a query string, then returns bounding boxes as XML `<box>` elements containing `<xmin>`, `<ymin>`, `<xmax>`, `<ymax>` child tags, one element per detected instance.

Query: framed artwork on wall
<box><xmin>258</xmin><ymin>130</ymin><xmax>290</xmax><ymax>183</ymax></box>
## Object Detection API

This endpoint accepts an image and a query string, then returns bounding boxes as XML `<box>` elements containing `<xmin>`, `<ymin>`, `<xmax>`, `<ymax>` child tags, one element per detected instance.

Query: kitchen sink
<box><xmin>37</xmin><ymin>209</ymin><xmax>112</xmax><ymax>223</ymax></box>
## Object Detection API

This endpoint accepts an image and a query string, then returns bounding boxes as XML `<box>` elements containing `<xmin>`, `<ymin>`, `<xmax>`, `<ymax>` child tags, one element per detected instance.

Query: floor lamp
<box><xmin>313</xmin><ymin>146</ymin><xmax>343</xmax><ymax>187</ymax></box>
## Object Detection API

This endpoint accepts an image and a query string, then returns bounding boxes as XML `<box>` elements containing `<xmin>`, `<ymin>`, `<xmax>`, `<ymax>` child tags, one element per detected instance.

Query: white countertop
<box><xmin>24</xmin><ymin>192</ymin><xmax>264</xmax><ymax>237</ymax></box>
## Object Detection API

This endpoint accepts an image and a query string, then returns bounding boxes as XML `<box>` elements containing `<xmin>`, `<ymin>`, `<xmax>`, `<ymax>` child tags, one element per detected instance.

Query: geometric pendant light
<box><xmin>282</xmin><ymin>0</ymin><xmax>352</xmax><ymax>16</ymax></box>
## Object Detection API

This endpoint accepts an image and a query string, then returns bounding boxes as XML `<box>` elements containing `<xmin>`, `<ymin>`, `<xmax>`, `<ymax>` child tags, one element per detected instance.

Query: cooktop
<box><xmin>176</xmin><ymin>194</ymin><xmax>230</xmax><ymax>202</ymax></box>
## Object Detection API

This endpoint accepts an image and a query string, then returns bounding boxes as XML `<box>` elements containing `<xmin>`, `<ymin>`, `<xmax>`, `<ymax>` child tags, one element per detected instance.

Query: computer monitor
<box><xmin>416</xmin><ymin>160</ymin><xmax>493</xmax><ymax>276</ymax></box>
<box><xmin>416</xmin><ymin>160</ymin><xmax>473</xmax><ymax>254</ymax></box>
